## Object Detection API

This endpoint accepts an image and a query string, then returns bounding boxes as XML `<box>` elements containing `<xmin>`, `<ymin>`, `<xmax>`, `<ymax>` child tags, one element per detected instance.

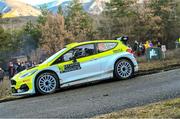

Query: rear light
<box><xmin>126</xmin><ymin>48</ymin><xmax>134</xmax><ymax>54</ymax></box>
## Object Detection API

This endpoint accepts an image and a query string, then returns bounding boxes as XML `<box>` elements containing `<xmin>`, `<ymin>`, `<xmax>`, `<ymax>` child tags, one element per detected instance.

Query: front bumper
<box><xmin>11</xmin><ymin>78</ymin><xmax>36</xmax><ymax>96</ymax></box>
<box><xmin>11</xmin><ymin>89</ymin><xmax>35</xmax><ymax>96</ymax></box>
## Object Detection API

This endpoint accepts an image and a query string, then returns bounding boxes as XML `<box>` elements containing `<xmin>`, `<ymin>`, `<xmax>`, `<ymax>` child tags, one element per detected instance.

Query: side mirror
<box><xmin>71</xmin><ymin>56</ymin><xmax>77</xmax><ymax>62</ymax></box>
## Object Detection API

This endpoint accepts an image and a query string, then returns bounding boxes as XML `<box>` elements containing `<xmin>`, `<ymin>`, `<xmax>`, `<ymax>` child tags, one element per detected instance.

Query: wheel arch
<box><xmin>114</xmin><ymin>57</ymin><xmax>135</xmax><ymax>68</ymax></box>
<box><xmin>34</xmin><ymin>69</ymin><xmax>60</xmax><ymax>93</ymax></box>
<box><xmin>35</xmin><ymin>70</ymin><xmax>59</xmax><ymax>81</ymax></box>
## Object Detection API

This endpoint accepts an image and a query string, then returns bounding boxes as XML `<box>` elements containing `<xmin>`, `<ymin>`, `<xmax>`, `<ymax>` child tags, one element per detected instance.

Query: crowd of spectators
<box><xmin>132</xmin><ymin>40</ymin><xmax>161</xmax><ymax>57</ymax></box>
<box><xmin>7</xmin><ymin>60</ymin><xmax>37</xmax><ymax>78</ymax></box>
<box><xmin>0</xmin><ymin>59</ymin><xmax>41</xmax><ymax>83</ymax></box>
<box><xmin>0</xmin><ymin>60</ymin><xmax>37</xmax><ymax>83</ymax></box>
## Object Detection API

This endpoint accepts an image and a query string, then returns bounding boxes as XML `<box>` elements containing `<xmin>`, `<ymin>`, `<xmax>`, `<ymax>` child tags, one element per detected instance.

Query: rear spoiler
<box><xmin>116</xmin><ymin>36</ymin><xmax>128</xmax><ymax>45</ymax></box>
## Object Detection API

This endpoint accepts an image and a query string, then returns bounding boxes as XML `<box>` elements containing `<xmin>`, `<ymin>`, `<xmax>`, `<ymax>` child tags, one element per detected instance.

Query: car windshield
<box><xmin>42</xmin><ymin>48</ymin><xmax>67</xmax><ymax>64</ymax></box>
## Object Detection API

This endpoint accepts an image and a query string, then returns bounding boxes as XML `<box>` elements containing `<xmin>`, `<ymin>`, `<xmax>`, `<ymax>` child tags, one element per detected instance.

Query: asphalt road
<box><xmin>0</xmin><ymin>69</ymin><xmax>180</xmax><ymax>118</ymax></box>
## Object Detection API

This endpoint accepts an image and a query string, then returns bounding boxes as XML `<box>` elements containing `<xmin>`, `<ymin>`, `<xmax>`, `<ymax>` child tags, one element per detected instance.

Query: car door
<box><xmin>94</xmin><ymin>42</ymin><xmax>118</xmax><ymax>76</ymax></box>
<box><xmin>57</xmin><ymin>44</ymin><xmax>101</xmax><ymax>84</ymax></box>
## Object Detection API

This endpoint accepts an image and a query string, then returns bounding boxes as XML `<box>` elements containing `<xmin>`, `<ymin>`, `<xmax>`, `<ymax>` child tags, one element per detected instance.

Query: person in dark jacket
<box><xmin>8</xmin><ymin>62</ymin><xmax>15</xmax><ymax>78</ymax></box>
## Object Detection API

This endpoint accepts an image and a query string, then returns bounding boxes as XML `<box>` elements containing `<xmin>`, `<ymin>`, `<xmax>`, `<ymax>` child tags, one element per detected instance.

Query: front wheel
<box><xmin>114</xmin><ymin>59</ymin><xmax>134</xmax><ymax>80</ymax></box>
<box><xmin>35</xmin><ymin>72</ymin><xmax>59</xmax><ymax>94</ymax></box>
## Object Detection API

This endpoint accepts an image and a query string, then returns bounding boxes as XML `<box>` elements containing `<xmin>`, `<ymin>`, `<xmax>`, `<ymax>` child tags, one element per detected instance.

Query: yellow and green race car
<box><xmin>11</xmin><ymin>40</ymin><xmax>138</xmax><ymax>95</ymax></box>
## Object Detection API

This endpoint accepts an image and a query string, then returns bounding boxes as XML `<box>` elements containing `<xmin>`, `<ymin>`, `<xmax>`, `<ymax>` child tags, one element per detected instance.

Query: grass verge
<box><xmin>0</xmin><ymin>78</ymin><xmax>21</xmax><ymax>102</ymax></box>
<box><xmin>93</xmin><ymin>98</ymin><xmax>180</xmax><ymax>119</ymax></box>
<box><xmin>0</xmin><ymin>77</ymin><xmax>11</xmax><ymax>99</ymax></box>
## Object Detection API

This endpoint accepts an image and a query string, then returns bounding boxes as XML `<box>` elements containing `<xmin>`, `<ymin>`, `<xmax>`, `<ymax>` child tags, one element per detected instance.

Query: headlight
<box><xmin>20</xmin><ymin>70</ymin><xmax>38</xmax><ymax>79</ymax></box>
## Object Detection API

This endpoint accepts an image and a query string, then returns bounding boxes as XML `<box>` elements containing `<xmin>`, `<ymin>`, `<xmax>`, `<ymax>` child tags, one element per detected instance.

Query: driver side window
<box><xmin>63</xmin><ymin>50</ymin><xmax>74</xmax><ymax>62</ymax></box>
<box><xmin>62</xmin><ymin>44</ymin><xmax>95</xmax><ymax>62</ymax></box>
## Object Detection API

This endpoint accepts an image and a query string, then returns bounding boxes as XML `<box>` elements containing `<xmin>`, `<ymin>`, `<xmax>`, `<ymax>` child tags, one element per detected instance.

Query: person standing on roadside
<box><xmin>8</xmin><ymin>62</ymin><xmax>15</xmax><ymax>78</ymax></box>
<box><xmin>21</xmin><ymin>62</ymin><xmax>26</xmax><ymax>70</ymax></box>
<box><xmin>175</xmin><ymin>37</ymin><xmax>180</xmax><ymax>48</ymax></box>
<box><xmin>149</xmin><ymin>41</ymin><xmax>153</xmax><ymax>48</ymax></box>
<box><xmin>145</xmin><ymin>41</ymin><xmax>150</xmax><ymax>49</ymax></box>
<box><xmin>157</xmin><ymin>41</ymin><xmax>161</xmax><ymax>48</ymax></box>
<box><xmin>16</xmin><ymin>62</ymin><xmax>22</xmax><ymax>73</ymax></box>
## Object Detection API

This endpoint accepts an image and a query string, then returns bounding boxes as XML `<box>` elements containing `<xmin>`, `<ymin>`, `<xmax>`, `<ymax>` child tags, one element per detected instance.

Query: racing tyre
<box><xmin>114</xmin><ymin>59</ymin><xmax>134</xmax><ymax>80</ymax></box>
<box><xmin>36</xmin><ymin>72</ymin><xmax>59</xmax><ymax>94</ymax></box>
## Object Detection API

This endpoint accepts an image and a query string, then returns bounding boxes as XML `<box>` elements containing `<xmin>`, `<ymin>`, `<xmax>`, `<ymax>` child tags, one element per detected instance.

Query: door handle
<box><xmin>89</xmin><ymin>58</ymin><xmax>97</xmax><ymax>61</ymax></box>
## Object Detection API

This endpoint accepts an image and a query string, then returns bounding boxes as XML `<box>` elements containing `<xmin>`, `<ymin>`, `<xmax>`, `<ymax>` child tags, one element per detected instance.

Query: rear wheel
<box><xmin>35</xmin><ymin>72</ymin><xmax>59</xmax><ymax>94</ymax></box>
<box><xmin>114</xmin><ymin>59</ymin><xmax>134</xmax><ymax>79</ymax></box>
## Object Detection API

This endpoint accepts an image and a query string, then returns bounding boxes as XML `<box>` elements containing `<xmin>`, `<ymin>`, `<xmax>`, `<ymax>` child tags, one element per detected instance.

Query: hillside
<box><xmin>0</xmin><ymin>0</ymin><xmax>110</xmax><ymax>29</ymax></box>
<box><xmin>0</xmin><ymin>0</ymin><xmax>110</xmax><ymax>17</ymax></box>
<box><xmin>2</xmin><ymin>0</ymin><xmax>41</xmax><ymax>18</ymax></box>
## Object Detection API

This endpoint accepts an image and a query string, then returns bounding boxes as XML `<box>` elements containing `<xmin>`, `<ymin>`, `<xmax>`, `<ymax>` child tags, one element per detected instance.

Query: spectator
<box><xmin>28</xmin><ymin>61</ymin><xmax>32</xmax><ymax>68</ymax></box>
<box><xmin>157</xmin><ymin>41</ymin><xmax>161</xmax><ymax>48</ymax></box>
<box><xmin>144</xmin><ymin>41</ymin><xmax>150</xmax><ymax>49</ymax></box>
<box><xmin>16</xmin><ymin>62</ymin><xmax>22</xmax><ymax>73</ymax></box>
<box><xmin>149</xmin><ymin>41</ymin><xmax>153</xmax><ymax>47</ymax></box>
<box><xmin>139</xmin><ymin>42</ymin><xmax>145</xmax><ymax>56</ymax></box>
<box><xmin>25</xmin><ymin>61</ymin><xmax>29</xmax><ymax>69</ymax></box>
<box><xmin>133</xmin><ymin>40</ymin><xmax>139</xmax><ymax>52</ymax></box>
<box><xmin>175</xmin><ymin>37</ymin><xmax>180</xmax><ymax>48</ymax></box>
<box><xmin>0</xmin><ymin>67</ymin><xmax>4</xmax><ymax>83</ymax></box>
<box><xmin>32</xmin><ymin>61</ymin><xmax>37</xmax><ymax>67</ymax></box>
<box><xmin>8</xmin><ymin>62</ymin><xmax>15</xmax><ymax>78</ymax></box>
<box><xmin>21</xmin><ymin>62</ymin><xmax>26</xmax><ymax>71</ymax></box>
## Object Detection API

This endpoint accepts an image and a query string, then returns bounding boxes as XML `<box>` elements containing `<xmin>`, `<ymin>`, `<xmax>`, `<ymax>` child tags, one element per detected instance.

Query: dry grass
<box><xmin>0</xmin><ymin>77</ymin><xmax>11</xmax><ymax>99</ymax></box>
<box><xmin>93</xmin><ymin>98</ymin><xmax>180</xmax><ymax>119</ymax></box>
<box><xmin>139</xmin><ymin>58</ymin><xmax>180</xmax><ymax>71</ymax></box>
<box><xmin>137</xmin><ymin>48</ymin><xmax>180</xmax><ymax>71</ymax></box>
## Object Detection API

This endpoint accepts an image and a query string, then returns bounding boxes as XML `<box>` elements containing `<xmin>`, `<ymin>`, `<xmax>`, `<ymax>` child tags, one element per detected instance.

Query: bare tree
<box><xmin>40</xmin><ymin>14</ymin><xmax>73</xmax><ymax>55</ymax></box>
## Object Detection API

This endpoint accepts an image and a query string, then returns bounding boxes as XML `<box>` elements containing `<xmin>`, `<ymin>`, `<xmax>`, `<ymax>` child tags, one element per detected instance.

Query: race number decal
<box><xmin>61</xmin><ymin>62</ymin><xmax>81</xmax><ymax>73</ymax></box>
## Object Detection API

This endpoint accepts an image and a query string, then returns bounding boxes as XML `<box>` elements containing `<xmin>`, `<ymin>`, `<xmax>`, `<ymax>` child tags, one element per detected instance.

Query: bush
<box><xmin>0</xmin><ymin>77</ymin><xmax>11</xmax><ymax>98</ymax></box>
<box><xmin>166</xmin><ymin>48</ymin><xmax>180</xmax><ymax>60</ymax></box>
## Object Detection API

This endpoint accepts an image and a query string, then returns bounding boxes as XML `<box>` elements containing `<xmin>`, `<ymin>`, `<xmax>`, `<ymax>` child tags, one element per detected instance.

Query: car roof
<box><xmin>66</xmin><ymin>40</ymin><xmax>119</xmax><ymax>48</ymax></box>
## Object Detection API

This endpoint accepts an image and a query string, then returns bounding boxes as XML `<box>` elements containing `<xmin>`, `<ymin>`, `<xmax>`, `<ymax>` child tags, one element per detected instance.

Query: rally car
<box><xmin>11</xmin><ymin>40</ymin><xmax>138</xmax><ymax>95</ymax></box>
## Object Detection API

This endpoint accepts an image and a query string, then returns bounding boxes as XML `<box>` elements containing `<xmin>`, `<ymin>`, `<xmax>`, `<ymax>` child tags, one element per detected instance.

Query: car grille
<box><xmin>11</xmin><ymin>80</ymin><xmax>16</xmax><ymax>85</ymax></box>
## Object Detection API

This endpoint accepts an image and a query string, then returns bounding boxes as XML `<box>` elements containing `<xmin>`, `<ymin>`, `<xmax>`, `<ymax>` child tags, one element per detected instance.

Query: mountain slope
<box><xmin>0</xmin><ymin>0</ymin><xmax>111</xmax><ymax>18</ymax></box>
<box><xmin>88</xmin><ymin>0</ymin><xmax>110</xmax><ymax>15</ymax></box>
<box><xmin>2</xmin><ymin>0</ymin><xmax>41</xmax><ymax>18</ymax></box>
